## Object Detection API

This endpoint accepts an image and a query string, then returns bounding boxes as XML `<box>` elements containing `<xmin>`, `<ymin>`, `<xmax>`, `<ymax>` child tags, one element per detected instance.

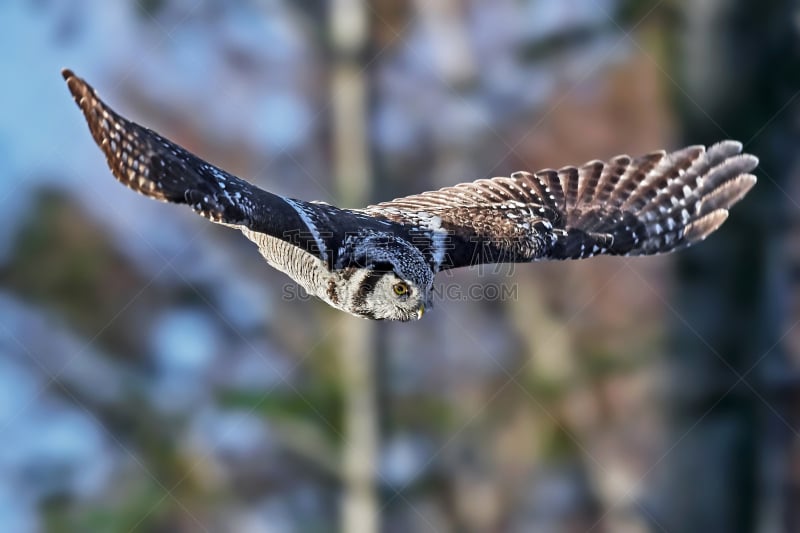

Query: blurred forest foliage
<box><xmin>0</xmin><ymin>0</ymin><xmax>798</xmax><ymax>532</ymax></box>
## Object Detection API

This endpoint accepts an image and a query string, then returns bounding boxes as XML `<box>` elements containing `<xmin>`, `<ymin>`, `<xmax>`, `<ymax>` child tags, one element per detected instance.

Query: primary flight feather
<box><xmin>63</xmin><ymin>69</ymin><xmax>757</xmax><ymax>321</ymax></box>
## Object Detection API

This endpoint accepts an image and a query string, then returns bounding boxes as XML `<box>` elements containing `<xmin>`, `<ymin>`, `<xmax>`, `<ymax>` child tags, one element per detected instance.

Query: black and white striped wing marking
<box><xmin>364</xmin><ymin>142</ymin><xmax>758</xmax><ymax>270</ymax></box>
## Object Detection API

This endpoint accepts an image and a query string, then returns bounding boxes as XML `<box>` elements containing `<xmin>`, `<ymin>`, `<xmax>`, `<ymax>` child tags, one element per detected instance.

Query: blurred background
<box><xmin>1</xmin><ymin>0</ymin><xmax>798</xmax><ymax>532</ymax></box>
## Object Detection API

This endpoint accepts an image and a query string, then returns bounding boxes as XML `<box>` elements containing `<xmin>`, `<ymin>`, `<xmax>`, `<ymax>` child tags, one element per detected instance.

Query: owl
<box><xmin>63</xmin><ymin>69</ymin><xmax>757</xmax><ymax>321</ymax></box>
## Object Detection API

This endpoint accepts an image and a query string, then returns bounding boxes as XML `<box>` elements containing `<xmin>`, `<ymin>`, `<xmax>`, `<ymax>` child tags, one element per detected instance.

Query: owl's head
<box><xmin>338</xmin><ymin>234</ymin><xmax>433</xmax><ymax>321</ymax></box>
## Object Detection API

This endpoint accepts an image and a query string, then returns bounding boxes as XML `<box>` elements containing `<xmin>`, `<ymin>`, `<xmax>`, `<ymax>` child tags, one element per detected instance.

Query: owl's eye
<box><xmin>393</xmin><ymin>282</ymin><xmax>409</xmax><ymax>297</ymax></box>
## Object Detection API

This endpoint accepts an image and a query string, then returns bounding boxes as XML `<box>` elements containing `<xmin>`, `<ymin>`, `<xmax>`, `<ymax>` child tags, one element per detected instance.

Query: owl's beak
<box><xmin>416</xmin><ymin>304</ymin><xmax>425</xmax><ymax>320</ymax></box>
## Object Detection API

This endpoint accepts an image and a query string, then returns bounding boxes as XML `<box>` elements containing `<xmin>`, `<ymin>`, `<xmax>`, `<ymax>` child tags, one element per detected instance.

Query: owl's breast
<box><xmin>240</xmin><ymin>229</ymin><xmax>334</xmax><ymax>304</ymax></box>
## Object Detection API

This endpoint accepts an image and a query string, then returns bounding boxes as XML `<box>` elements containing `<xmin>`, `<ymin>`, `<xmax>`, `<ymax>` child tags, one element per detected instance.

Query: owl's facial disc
<box><xmin>349</xmin><ymin>270</ymin><xmax>427</xmax><ymax>321</ymax></box>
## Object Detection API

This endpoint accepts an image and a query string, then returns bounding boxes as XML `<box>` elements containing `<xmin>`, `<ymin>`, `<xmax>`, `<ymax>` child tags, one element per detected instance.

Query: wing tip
<box><xmin>62</xmin><ymin>68</ymin><xmax>85</xmax><ymax>98</ymax></box>
<box><xmin>740</xmin><ymin>152</ymin><xmax>760</xmax><ymax>172</ymax></box>
<box><xmin>61</xmin><ymin>68</ymin><xmax>102</xmax><ymax>117</ymax></box>
<box><xmin>710</xmin><ymin>139</ymin><xmax>743</xmax><ymax>154</ymax></box>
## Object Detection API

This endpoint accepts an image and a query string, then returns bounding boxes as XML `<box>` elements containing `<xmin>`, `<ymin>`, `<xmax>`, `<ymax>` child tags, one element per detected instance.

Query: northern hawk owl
<box><xmin>63</xmin><ymin>69</ymin><xmax>757</xmax><ymax>321</ymax></box>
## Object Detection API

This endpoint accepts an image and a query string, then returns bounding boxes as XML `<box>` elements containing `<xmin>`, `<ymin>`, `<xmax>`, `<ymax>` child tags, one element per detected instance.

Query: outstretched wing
<box><xmin>363</xmin><ymin>142</ymin><xmax>758</xmax><ymax>270</ymax></box>
<box><xmin>63</xmin><ymin>69</ymin><xmax>403</xmax><ymax>266</ymax></box>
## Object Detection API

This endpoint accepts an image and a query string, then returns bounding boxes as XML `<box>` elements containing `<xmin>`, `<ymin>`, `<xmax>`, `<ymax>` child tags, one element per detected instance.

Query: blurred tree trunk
<box><xmin>658</xmin><ymin>1</ymin><xmax>799</xmax><ymax>531</ymax></box>
<box><xmin>331</xmin><ymin>1</ymin><xmax>379</xmax><ymax>533</ymax></box>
